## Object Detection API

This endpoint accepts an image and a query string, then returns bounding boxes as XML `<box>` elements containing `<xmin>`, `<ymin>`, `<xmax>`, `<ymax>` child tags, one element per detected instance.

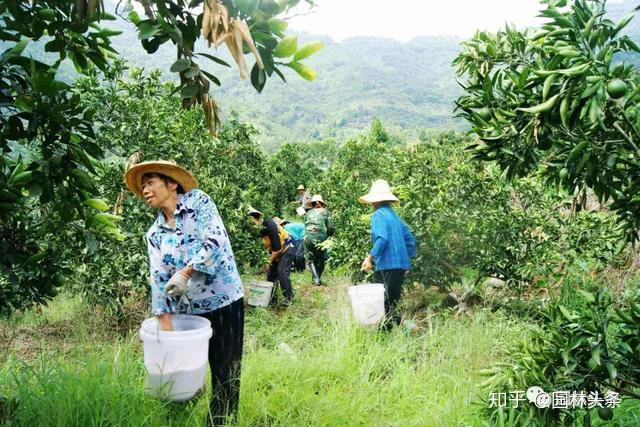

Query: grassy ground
<box><xmin>0</xmin><ymin>273</ymin><xmax>541</xmax><ymax>426</ymax></box>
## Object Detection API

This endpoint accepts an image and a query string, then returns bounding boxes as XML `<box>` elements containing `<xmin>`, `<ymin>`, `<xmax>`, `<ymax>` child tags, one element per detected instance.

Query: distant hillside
<box><xmin>15</xmin><ymin>0</ymin><xmax>640</xmax><ymax>149</ymax></box>
<box><xmin>104</xmin><ymin>0</ymin><xmax>640</xmax><ymax>149</ymax></box>
<box><xmin>106</xmin><ymin>25</ymin><xmax>464</xmax><ymax>149</ymax></box>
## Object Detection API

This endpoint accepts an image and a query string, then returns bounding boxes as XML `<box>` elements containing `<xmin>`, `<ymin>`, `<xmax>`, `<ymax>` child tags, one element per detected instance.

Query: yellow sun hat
<box><xmin>124</xmin><ymin>160</ymin><xmax>198</xmax><ymax>198</ymax></box>
<box><xmin>358</xmin><ymin>179</ymin><xmax>400</xmax><ymax>204</ymax></box>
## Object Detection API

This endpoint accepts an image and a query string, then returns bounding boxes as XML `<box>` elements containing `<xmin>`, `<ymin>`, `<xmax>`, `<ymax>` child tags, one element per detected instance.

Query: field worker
<box><xmin>247</xmin><ymin>208</ymin><xmax>295</xmax><ymax>304</ymax></box>
<box><xmin>274</xmin><ymin>217</ymin><xmax>306</xmax><ymax>272</ymax></box>
<box><xmin>359</xmin><ymin>179</ymin><xmax>416</xmax><ymax>329</ymax></box>
<box><xmin>124</xmin><ymin>160</ymin><xmax>244</xmax><ymax>425</ymax></box>
<box><xmin>304</xmin><ymin>195</ymin><xmax>334</xmax><ymax>286</ymax></box>
<box><xmin>296</xmin><ymin>184</ymin><xmax>312</xmax><ymax>214</ymax></box>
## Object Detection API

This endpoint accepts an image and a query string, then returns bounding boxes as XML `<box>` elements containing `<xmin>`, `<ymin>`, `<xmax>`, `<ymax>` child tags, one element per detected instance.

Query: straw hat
<box><xmin>247</xmin><ymin>206</ymin><xmax>263</xmax><ymax>217</ymax></box>
<box><xmin>124</xmin><ymin>160</ymin><xmax>198</xmax><ymax>198</ymax></box>
<box><xmin>358</xmin><ymin>179</ymin><xmax>399</xmax><ymax>204</ymax></box>
<box><xmin>273</xmin><ymin>216</ymin><xmax>284</xmax><ymax>225</ymax></box>
<box><xmin>297</xmin><ymin>184</ymin><xmax>306</xmax><ymax>191</ymax></box>
<box><xmin>310</xmin><ymin>194</ymin><xmax>326</xmax><ymax>206</ymax></box>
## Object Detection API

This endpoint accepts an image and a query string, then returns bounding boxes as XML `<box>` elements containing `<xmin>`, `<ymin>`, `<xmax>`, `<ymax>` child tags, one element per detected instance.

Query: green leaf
<box><xmin>251</xmin><ymin>63</ymin><xmax>267</xmax><ymax>92</ymax></box>
<box><xmin>273</xmin><ymin>35</ymin><xmax>297</xmax><ymax>58</ymax></box>
<box><xmin>200</xmin><ymin>69</ymin><xmax>221</xmax><ymax>86</ymax></box>
<box><xmin>293</xmin><ymin>41</ymin><xmax>324</xmax><ymax>61</ymax></box>
<box><xmin>591</xmin><ymin>346</ymin><xmax>601</xmax><ymax>365</ymax></box>
<box><xmin>170</xmin><ymin>58</ymin><xmax>191</xmax><ymax>73</ymax></box>
<box><xmin>138</xmin><ymin>23</ymin><xmax>159</xmax><ymax>40</ymax></box>
<box><xmin>83</xmin><ymin>198</ymin><xmax>109</xmax><ymax>211</ymax></box>
<box><xmin>577</xmin><ymin>290</ymin><xmax>595</xmax><ymax>303</ymax></box>
<box><xmin>605</xmin><ymin>362</ymin><xmax>617</xmax><ymax>382</ymax></box>
<box><xmin>615</xmin><ymin>14</ymin><xmax>634</xmax><ymax>34</ymax></box>
<box><xmin>25</xmin><ymin>251</ymin><xmax>47</xmax><ymax>266</ymax></box>
<box><xmin>10</xmin><ymin>39</ymin><xmax>29</xmax><ymax>56</ymax></box>
<box><xmin>267</xmin><ymin>18</ymin><xmax>288</xmax><ymax>36</ymax></box>
<box><xmin>236</xmin><ymin>0</ymin><xmax>260</xmax><ymax>15</ymax></box>
<box><xmin>286</xmin><ymin>61</ymin><xmax>317</xmax><ymax>81</ymax></box>
<box><xmin>37</xmin><ymin>8</ymin><xmax>56</xmax><ymax>21</ymax></box>
<box><xmin>558</xmin><ymin>305</ymin><xmax>576</xmax><ymax>322</ymax></box>
<box><xmin>196</xmin><ymin>52</ymin><xmax>231</xmax><ymax>68</ymax></box>
<box><xmin>98</xmin><ymin>28</ymin><xmax>123</xmax><ymax>37</ymax></box>
<box><xmin>259</xmin><ymin>0</ymin><xmax>281</xmax><ymax>15</ymax></box>
<box><xmin>14</xmin><ymin>96</ymin><xmax>35</xmax><ymax>113</ymax></box>
<box><xmin>181</xmin><ymin>84</ymin><xmax>200</xmax><ymax>98</ymax></box>
<box><xmin>517</xmin><ymin>94</ymin><xmax>560</xmax><ymax>114</ymax></box>
<box><xmin>542</xmin><ymin>74</ymin><xmax>556</xmax><ymax>100</ymax></box>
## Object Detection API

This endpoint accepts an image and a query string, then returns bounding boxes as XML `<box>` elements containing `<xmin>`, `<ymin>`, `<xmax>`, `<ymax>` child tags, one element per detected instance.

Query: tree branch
<box><xmin>593</xmin><ymin>377</ymin><xmax>640</xmax><ymax>400</ymax></box>
<box><xmin>612</xmin><ymin>121</ymin><xmax>640</xmax><ymax>158</ymax></box>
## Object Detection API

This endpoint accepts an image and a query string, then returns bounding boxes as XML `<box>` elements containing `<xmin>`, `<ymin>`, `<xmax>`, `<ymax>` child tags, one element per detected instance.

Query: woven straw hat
<box><xmin>124</xmin><ymin>160</ymin><xmax>198</xmax><ymax>198</ymax></box>
<box><xmin>310</xmin><ymin>194</ymin><xmax>326</xmax><ymax>206</ymax></box>
<box><xmin>247</xmin><ymin>206</ymin><xmax>263</xmax><ymax>217</ymax></box>
<box><xmin>297</xmin><ymin>184</ymin><xmax>306</xmax><ymax>191</ymax></box>
<box><xmin>358</xmin><ymin>179</ymin><xmax>399</xmax><ymax>204</ymax></box>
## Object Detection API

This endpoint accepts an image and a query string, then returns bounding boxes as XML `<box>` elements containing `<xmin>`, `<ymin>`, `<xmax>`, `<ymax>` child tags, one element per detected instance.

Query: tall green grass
<box><xmin>1</xmin><ymin>279</ymin><xmax>526</xmax><ymax>426</ymax></box>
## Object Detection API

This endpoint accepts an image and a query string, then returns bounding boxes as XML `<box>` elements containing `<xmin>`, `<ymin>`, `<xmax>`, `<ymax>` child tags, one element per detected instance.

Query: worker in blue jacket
<box><xmin>359</xmin><ymin>179</ymin><xmax>416</xmax><ymax>329</ymax></box>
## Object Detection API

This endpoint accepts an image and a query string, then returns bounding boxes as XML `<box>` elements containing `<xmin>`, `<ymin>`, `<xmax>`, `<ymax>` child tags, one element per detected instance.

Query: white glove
<box><xmin>166</xmin><ymin>271</ymin><xmax>189</xmax><ymax>297</ymax></box>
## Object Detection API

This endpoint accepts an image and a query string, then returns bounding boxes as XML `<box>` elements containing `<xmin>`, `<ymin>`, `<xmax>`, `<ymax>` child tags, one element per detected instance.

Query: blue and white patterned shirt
<box><xmin>146</xmin><ymin>189</ymin><xmax>244</xmax><ymax>315</ymax></box>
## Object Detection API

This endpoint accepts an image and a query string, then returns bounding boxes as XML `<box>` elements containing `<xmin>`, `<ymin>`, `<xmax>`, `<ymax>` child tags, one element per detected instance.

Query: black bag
<box><xmin>293</xmin><ymin>239</ymin><xmax>306</xmax><ymax>272</ymax></box>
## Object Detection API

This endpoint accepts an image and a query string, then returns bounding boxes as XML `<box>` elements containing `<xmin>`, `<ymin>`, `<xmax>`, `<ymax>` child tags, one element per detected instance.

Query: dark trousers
<box><xmin>197</xmin><ymin>298</ymin><xmax>244</xmax><ymax>425</ymax></box>
<box><xmin>267</xmin><ymin>247</ymin><xmax>294</xmax><ymax>301</ymax></box>
<box><xmin>304</xmin><ymin>239</ymin><xmax>328</xmax><ymax>278</ymax></box>
<box><xmin>374</xmin><ymin>269</ymin><xmax>406</xmax><ymax>327</ymax></box>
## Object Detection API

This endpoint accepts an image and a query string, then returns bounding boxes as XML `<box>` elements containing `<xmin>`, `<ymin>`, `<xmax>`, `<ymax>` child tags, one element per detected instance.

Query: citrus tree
<box><xmin>454</xmin><ymin>0</ymin><xmax>640</xmax><ymax>241</ymax></box>
<box><xmin>72</xmin><ymin>64</ymin><xmax>280</xmax><ymax>313</ymax></box>
<box><xmin>0</xmin><ymin>0</ymin><xmax>321</xmax><ymax>315</ymax></box>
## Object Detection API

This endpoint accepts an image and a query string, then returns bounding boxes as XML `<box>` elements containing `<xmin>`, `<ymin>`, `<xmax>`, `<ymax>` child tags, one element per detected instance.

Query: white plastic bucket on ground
<box><xmin>348</xmin><ymin>283</ymin><xmax>385</xmax><ymax>326</ymax></box>
<box><xmin>248</xmin><ymin>280</ymin><xmax>274</xmax><ymax>307</ymax></box>
<box><xmin>139</xmin><ymin>315</ymin><xmax>212</xmax><ymax>401</ymax></box>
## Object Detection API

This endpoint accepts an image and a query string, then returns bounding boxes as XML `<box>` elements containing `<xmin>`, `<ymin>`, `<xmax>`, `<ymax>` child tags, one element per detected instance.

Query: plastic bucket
<box><xmin>348</xmin><ymin>283</ymin><xmax>385</xmax><ymax>326</ymax></box>
<box><xmin>248</xmin><ymin>280</ymin><xmax>274</xmax><ymax>307</ymax></box>
<box><xmin>139</xmin><ymin>315</ymin><xmax>212</xmax><ymax>401</ymax></box>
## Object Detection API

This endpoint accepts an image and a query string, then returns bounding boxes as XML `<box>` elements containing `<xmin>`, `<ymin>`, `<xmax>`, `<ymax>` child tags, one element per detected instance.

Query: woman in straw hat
<box><xmin>304</xmin><ymin>194</ymin><xmax>334</xmax><ymax>285</ymax></box>
<box><xmin>124</xmin><ymin>160</ymin><xmax>244</xmax><ymax>424</ymax></box>
<box><xmin>359</xmin><ymin>179</ymin><xmax>416</xmax><ymax>329</ymax></box>
<box><xmin>295</xmin><ymin>184</ymin><xmax>312</xmax><ymax>214</ymax></box>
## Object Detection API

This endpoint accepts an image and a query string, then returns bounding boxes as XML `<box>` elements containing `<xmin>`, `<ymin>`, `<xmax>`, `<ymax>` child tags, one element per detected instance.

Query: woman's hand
<box><xmin>361</xmin><ymin>255</ymin><xmax>373</xmax><ymax>272</ymax></box>
<box><xmin>158</xmin><ymin>313</ymin><xmax>173</xmax><ymax>331</ymax></box>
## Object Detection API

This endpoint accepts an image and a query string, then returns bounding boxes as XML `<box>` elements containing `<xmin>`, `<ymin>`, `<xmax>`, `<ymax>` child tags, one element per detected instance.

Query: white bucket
<box><xmin>139</xmin><ymin>315</ymin><xmax>212</xmax><ymax>401</ymax></box>
<box><xmin>348</xmin><ymin>283</ymin><xmax>385</xmax><ymax>326</ymax></box>
<box><xmin>248</xmin><ymin>280</ymin><xmax>274</xmax><ymax>307</ymax></box>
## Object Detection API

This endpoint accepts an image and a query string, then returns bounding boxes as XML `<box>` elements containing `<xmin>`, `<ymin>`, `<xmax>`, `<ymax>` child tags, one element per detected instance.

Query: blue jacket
<box><xmin>369</xmin><ymin>205</ymin><xmax>417</xmax><ymax>271</ymax></box>
<box><xmin>284</xmin><ymin>222</ymin><xmax>305</xmax><ymax>241</ymax></box>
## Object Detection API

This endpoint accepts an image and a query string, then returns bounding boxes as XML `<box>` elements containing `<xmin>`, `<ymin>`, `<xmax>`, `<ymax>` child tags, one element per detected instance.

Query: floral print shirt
<box><xmin>146</xmin><ymin>189</ymin><xmax>244</xmax><ymax>315</ymax></box>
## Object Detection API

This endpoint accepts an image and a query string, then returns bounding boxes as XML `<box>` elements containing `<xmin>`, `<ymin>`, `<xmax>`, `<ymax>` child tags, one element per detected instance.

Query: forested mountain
<box><xmin>105</xmin><ymin>20</ymin><xmax>464</xmax><ymax>149</ymax></box>
<box><xmin>18</xmin><ymin>0</ymin><xmax>640</xmax><ymax>148</ymax></box>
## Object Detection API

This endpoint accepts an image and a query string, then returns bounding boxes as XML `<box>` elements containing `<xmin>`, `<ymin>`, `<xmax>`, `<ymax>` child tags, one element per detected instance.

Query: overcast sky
<box><xmin>287</xmin><ymin>0</ymin><xmax>626</xmax><ymax>42</ymax></box>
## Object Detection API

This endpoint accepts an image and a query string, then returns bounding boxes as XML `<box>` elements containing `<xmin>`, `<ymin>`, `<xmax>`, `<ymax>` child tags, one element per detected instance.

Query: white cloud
<box><xmin>288</xmin><ymin>0</ymin><xmax>545</xmax><ymax>41</ymax></box>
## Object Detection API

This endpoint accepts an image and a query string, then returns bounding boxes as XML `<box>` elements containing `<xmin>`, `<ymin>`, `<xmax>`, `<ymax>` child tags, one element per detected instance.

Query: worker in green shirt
<box><xmin>304</xmin><ymin>195</ymin><xmax>334</xmax><ymax>285</ymax></box>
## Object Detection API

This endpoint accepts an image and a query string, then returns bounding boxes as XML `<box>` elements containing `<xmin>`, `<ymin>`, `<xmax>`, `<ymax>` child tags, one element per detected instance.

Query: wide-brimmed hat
<box><xmin>124</xmin><ymin>160</ymin><xmax>198</xmax><ymax>198</ymax></box>
<box><xmin>358</xmin><ymin>179</ymin><xmax>399</xmax><ymax>204</ymax></box>
<box><xmin>310</xmin><ymin>194</ymin><xmax>326</xmax><ymax>206</ymax></box>
<box><xmin>297</xmin><ymin>184</ymin><xmax>306</xmax><ymax>191</ymax></box>
<box><xmin>247</xmin><ymin>206</ymin><xmax>263</xmax><ymax>217</ymax></box>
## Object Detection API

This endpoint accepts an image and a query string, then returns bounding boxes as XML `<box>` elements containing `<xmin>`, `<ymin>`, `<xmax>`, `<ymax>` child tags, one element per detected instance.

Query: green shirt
<box><xmin>304</xmin><ymin>208</ymin><xmax>334</xmax><ymax>243</ymax></box>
